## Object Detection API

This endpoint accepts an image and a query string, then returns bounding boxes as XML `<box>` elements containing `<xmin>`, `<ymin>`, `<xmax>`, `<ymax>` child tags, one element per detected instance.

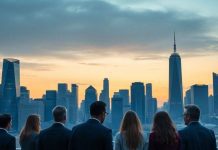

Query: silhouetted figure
<box><xmin>37</xmin><ymin>106</ymin><xmax>71</xmax><ymax>150</ymax></box>
<box><xmin>148</xmin><ymin>111</ymin><xmax>180</xmax><ymax>150</ymax></box>
<box><xmin>0</xmin><ymin>114</ymin><xmax>16</xmax><ymax>150</ymax></box>
<box><xmin>115</xmin><ymin>111</ymin><xmax>148</xmax><ymax>150</ymax></box>
<box><xmin>19</xmin><ymin>114</ymin><xmax>40</xmax><ymax>150</ymax></box>
<box><xmin>179</xmin><ymin>105</ymin><xmax>217</xmax><ymax>150</ymax></box>
<box><xmin>69</xmin><ymin>101</ymin><xmax>113</xmax><ymax>150</ymax></box>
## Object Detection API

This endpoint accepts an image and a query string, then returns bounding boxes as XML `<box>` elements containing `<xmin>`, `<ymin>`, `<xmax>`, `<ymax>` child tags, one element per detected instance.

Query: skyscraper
<box><xmin>169</xmin><ymin>33</ymin><xmax>183</xmax><ymax>119</ymax></box>
<box><xmin>208</xmin><ymin>95</ymin><xmax>214</xmax><ymax>116</ymax></box>
<box><xmin>131</xmin><ymin>82</ymin><xmax>145</xmax><ymax>124</ymax></box>
<box><xmin>69</xmin><ymin>84</ymin><xmax>78</xmax><ymax>124</ymax></box>
<box><xmin>111</xmin><ymin>92</ymin><xmax>123</xmax><ymax>131</ymax></box>
<box><xmin>191</xmin><ymin>84</ymin><xmax>209</xmax><ymax>119</ymax></box>
<box><xmin>146</xmin><ymin>83</ymin><xmax>153</xmax><ymax>122</ymax></box>
<box><xmin>0</xmin><ymin>58</ymin><xmax>20</xmax><ymax>130</ymax></box>
<box><xmin>44</xmin><ymin>90</ymin><xmax>57</xmax><ymax>121</ymax></box>
<box><xmin>119</xmin><ymin>89</ymin><xmax>130</xmax><ymax>114</ymax></box>
<box><xmin>184</xmin><ymin>89</ymin><xmax>191</xmax><ymax>105</ymax></box>
<box><xmin>99</xmin><ymin>78</ymin><xmax>110</xmax><ymax>113</ymax></box>
<box><xmin>213</xmin><ymin>73</ymin><xmax>218</xmax><ymax>115</ymax></box>
<box><xmin>84</xmin><ymin>86</ymin><xmax>97</xmax><ymax>120</ymax></box>
<box><xmin>57</xmin><ymin>83</ymin><xmax>68</xmax><ymax>106</ymax></box>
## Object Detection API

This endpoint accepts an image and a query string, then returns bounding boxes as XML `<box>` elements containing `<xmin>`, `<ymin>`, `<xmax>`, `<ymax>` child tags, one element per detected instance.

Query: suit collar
<box><xmin>52</xmin><ymin>122</ymin><xmax>65</xmax><ymax>127</ymax></box>
<box><xmin>188</xmin><ymin>121</ymin><xmax>200</xmax><ymax>126</ymax></box>
<box><xmin>87</xmin><ymin>118</ymin><xmax>101</xmax><ymax>124</ymax></box>
<box><xmin>0</xmin><ymin>128</ymin><xmax>8</xmax><ymax>133</ymax></box>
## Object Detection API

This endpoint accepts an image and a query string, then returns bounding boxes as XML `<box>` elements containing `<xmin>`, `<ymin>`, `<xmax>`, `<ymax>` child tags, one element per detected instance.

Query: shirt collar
<box><xmin>54</xmin><ymin>122</ymin><xmax>65</xmax><ymax>126</ymax></box>
<box><xmin>0</xmin><ymin>128</ymin><xmax>8</xmax><ymax>133</ymax></box>
<box><xmin>90</xmin><ymin>117</ymin><xmax>101</xmax><ymax>123</ymax></box>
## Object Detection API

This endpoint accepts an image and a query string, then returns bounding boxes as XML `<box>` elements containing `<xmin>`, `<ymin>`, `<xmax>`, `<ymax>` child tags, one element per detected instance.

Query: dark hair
<box><xmin>19</xmin><ymin>114</ymin><xmax>40</xmax><ymax>143</ymax></box>
<box><xmin>52</xmin><ymin>106</ymin><xmax>67</xmax><ymax>122</ymax></box>
<box><xmin>185</xmin><ymin>104</ymin><xmax>200</xmax><ymax>121</ymax></box>
<box><xmin>0</xmin><ymin>114</ymin><xmax>12</xmax><ymax>128</ymax></box>
<box><xmin>120</xmin><ymin>111</ymin><xmax>143</xmax><ymax>150</ymax></box>
<box><xmin>152</xmin><ymin>111</ymin><xmax>179</xmax><ymax>145</ymax></box>
<box><xmin>90</xmin><ymin>101</ymin><xmax>106</xmax><ymax>117</ymax></box>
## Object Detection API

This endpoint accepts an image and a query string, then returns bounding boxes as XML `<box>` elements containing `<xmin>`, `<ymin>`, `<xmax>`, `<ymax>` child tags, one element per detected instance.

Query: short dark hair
<box><xmin>52</xmin><ymin>106</ymin><xmax>67</xmax><ymax>122</ymax></box>
<box><xmin>185</xmin><ymin>104</ymin><xmax>200</xmax><ymax>121</ymax></box>
<box><xmin>0</xmin><ymin>114</ymin><xmax>12</xmax><ymax>128</ymax></box>
<box><xmin>90</xmin><ymin>101</ymin><xmax>106</xmax><ymax>117</ymax></box>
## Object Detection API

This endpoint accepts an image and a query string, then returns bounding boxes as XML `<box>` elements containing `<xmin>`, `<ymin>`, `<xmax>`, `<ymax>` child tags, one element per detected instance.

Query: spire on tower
<box><xmin>174</xmin><ymin>32</ymin><xmax>176</xmax><ymax>53</ymax></box>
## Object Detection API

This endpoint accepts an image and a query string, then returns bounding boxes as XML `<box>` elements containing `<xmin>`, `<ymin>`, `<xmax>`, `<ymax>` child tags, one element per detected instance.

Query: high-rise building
<box><xmin>184</xmin><ymin>89</ymin><xmax>191</xmax><ymax>105</ymax></box>
<box><xmin>0</xmin><ymin>58</ymin><xmax>20</xmax><ymax>130</ymax></box>
<box><xmin>20</xmin><ymin>86</ymin><xmax>30</xmax><ymax>101</ymax></box>
<box><xmin>44</xmin><ymin>90</ymin><xmax>57</xmax><ymax>121</ymax></box>
<box><xmin>18</xmin><ymin>98</ymin><xmax>44</xmax><ymax>131</ymax></box>
<box><xmin>146</xmin><ymin>83</ymin><xmax>153</xmax><ymax>123</ymax></box>
<box><xmin>111</xmin><ymin>92</ymin><xmax>123</xmax><ymax>131</ymax></box>
<box><xmin>208</xmin><ymin>95</ymin><xmax>214</xmax><ymax>116</ymax></box>
<box><xmin>57</xmin><ymin>83</ymin><xmax>68</xmax><ymax>106</ymax></box>
<box><xmin>119</xmin><ymin>89</ymin><xmax>130</xmax><ymax>114</ymax></box>
<box><xmin>69</xmin><ymin>84</ymin><xmax>78</xmax><ymax>124</ymax></box>
<box><xmin>99</xmin><ymin>78</ymin><xmax>110</xmax><ymax>112</ymax></box>
<box><xmin>191</xmin><ymin>84</ymin><xmax>209</xmax><ymax>119</ymax></box>
<box><xmin>168</xmin><ymin>33</ymin><xmax>183</xmax><ymax>120</ymax></box>
<box><xmin>84</xmin><ymin>86</ymin><xmax>97</xmax><ymax>120</ymax></box>
<box><xmin>213</xmin><ymin>73</ymin><xmax>218</xmax><ymax>115</ymax></box>
<box><xmin>131</xmin><ymin>82</ymin><xmax>145</xmax><ymax>124</ymax></box>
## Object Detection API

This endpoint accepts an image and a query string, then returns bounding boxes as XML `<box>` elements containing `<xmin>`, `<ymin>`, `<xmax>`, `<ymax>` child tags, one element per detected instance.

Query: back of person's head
<box><xmin>152</xmin><ymin>111</ymin><xmax>178</xmax><ymax>145</ymax></box>
<box><xmin>90</xmin><ymin>101</ymin><xmax>106</xmax><ymax>117</ymax></box>
<box><xmin>0</xmin><ymin>114</ymin><xmax>12</xmax><ymax>129</ymax></box>
<box><xmin>19</xmin><ymin>114</ymin><xmax>40</xmax><ymax>143</ymax></box>
<box><xmin>52</xmin><ymin>106</ymin><xmax>67</xmax><ymax>123</ymax></box>
<box><xmin>184</xmin><ymin>104</ymin><xmax>200</xmax><ymax>121</ymax></box>
<box><xmin>120</xmin><ymin>111</ymin><xmax>143</xmax><ymax>150</ymax></box>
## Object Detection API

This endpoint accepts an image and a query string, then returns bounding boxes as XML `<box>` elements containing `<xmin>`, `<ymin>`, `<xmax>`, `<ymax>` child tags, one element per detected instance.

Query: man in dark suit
<box><xmin>37</xmin><ymin>106</ymin><xmax>71</xmax><ymax>150</ymax></box>
<box><xmin>179</xmin><ymin>104</ymin><xmax>217</xmax><ymax>150</ymax></box>
<box><xmin>0</xmin><ymin>114</ymin><xmax>16</xmax><ymax>150</ymax></box>
<box><xmin>69</xmin><ymin>101</ymin><xmax>113</xmax><ymax>150</ymax></box>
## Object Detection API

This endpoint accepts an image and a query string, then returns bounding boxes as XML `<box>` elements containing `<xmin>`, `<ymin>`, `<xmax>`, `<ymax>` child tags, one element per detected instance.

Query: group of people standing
<box><xmin>0</xmin><ymin>101</ymin><xmax>217</xmax><ymax>150</ymax></box>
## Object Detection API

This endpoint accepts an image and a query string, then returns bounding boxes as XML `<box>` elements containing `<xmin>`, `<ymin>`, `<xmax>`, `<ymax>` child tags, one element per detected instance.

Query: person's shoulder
<box><xmin>178</xmin><ymin>125</ymin><xmax>189</xmax><ymax>134</ymax></box>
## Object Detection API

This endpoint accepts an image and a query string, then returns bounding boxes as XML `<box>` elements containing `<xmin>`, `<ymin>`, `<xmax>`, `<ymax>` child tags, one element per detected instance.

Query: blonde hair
<box><xmin>120</xmin><ymin>111</ymin><xmax>143</xmax><ymax>150</ymax></box>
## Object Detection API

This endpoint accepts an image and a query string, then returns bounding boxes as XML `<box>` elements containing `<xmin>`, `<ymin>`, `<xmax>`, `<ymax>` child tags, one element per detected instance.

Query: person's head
<box><xmin>152</xmin><ymin>111</ymin><xmax>178</xmax><ymax>145</ymax></box>
<box><xmin>90</xmin><ymin>101</ymin><xmax>107</xmax><ymax>123</ymax></box>
<box><xmin>120</xmin><ymin>111</ymin><xmax>143</xmax><ymax>150</ymax></box>
<box><xmin>19</xmin><ymin>114</ymin><xmax>40</xmax><ymax>143</ymax></box>
<box><xmin>52</xmin><ymin>106</ymin><xmax>67</xmax><ymax>124</ymax></box>
<box><xmin>183</xmin><ymin>104</ymin><xmax>200</xmax><ymax>125</ymax></box>
<box><xmin>0</xmin><ymin>114</ymin><xmax>12</xmax><ymax>130</ymax></box>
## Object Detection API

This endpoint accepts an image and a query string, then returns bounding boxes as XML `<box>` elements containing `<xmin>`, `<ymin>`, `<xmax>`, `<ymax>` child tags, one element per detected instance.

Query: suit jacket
<box><xmin>37</xmin><ymin>123</ymin><xmax>71</xmax><ymax>150</ymax></box>
<box><xmin>20</xmin><ymin>132</ymin><xmax>38</xmax><ymax>150</ymax></box>
<box><xmin>0</xmin><ymin>129</ymin><xmax>16</xmax><ymax>150</ymax></box>
<box><xmin>69</xmin><ymin>119</ymin><xmax>113</xmax><ymax>150</ymax></box>
<box><xmin>178</xmin><ymin>122</ymin><xmax>217</xmax><ymax>150</ymax></box>
<box><xmin>115</xmin><ymin>132</ymin><xmax>148</xmax><ymax>150</ymax></box>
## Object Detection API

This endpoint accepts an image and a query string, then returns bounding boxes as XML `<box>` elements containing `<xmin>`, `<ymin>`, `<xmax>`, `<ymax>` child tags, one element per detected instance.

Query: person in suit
<box><xmin>0</xmin><ymin>114</ymin><xmax>16</xmax><ymax>150</ymax></box>
<box><xmin>148</xmin><ymin>111</ymin><xmax>180</xmax><ymax>150</ymax></box>
<box><xmin>37</xmin><ymin>106</ymin><xmax>71</xmax><ymax>150</ymax></box>
<box><xmin>69</xmin><ymin>101</ymin><xmax>113</xmax><ymax>150</ymax></box>
<box><xmin>179</xmin><ymin>104</ymin><xmax>217</xmax><ymax>150</ymax></box>
<box><xmin>115</xmin><ymin>111</ymin><xmax>148</xmax><ymax>150</ymax></box>
<box><xmin>19</xmin><ymin>114</ymin><xmax>40</xmax><ymax>150</ymax></box>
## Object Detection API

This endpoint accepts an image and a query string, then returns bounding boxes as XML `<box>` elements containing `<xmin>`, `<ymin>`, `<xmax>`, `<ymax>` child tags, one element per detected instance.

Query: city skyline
<box><xmin>1</xmin><ymin>0</ymin><xmax>218</xmax><ymax>107</ymax></box>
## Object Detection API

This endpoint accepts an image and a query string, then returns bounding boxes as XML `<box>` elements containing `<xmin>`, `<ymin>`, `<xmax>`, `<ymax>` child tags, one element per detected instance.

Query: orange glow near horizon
<box><xmin>0</xmin><ymin>52</ymin><xmax>217</xmax><ymax>107</ymax></box>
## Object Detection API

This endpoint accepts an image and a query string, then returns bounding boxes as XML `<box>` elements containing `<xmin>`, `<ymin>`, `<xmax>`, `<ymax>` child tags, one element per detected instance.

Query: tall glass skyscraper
<box><xmin>213</xmin><ymin>73</ymin><xmax>218</xmax><ymax>115</ymax></box>
<box><xmin>169</xmin><ymin>33</ymin><xmax>183</xmax><ymax>119</ymax></box>
<box><xmin>131</xmin><ymin>82</ymin><xmax>145</xmax><ymax>124</ymax></box>
<box><xmin>99</xmin><ymin>78</ymin><xmax>110</xmax><ymax>112</ymax></box>
<box><xmin>69</xmin><ymin>84</ymin><xmax>78</xmax><ymax>124</ymax></box>
<box><xmin>0</xmin><ymin>58</ymin><xmax>20</xmax><ymax>130</ymax></box>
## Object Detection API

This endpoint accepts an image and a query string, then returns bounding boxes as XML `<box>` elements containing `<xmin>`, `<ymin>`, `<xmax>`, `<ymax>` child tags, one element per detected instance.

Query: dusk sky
<box><xmin>0</xmin><ymin>0</ymin><xmax>218</xmax><ymax>106</ymax></box>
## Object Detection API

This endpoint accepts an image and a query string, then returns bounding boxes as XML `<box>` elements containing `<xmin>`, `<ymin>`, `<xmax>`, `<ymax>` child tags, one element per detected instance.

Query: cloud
<box><xmin>21</xmin><ymin>62</ymin><xmax>55</xmax><ymax>71</ymax></box>
<box><xmin>0</xmin><ymin>0</ymin><xmax>218</xmax><ymax>60</ymax></box>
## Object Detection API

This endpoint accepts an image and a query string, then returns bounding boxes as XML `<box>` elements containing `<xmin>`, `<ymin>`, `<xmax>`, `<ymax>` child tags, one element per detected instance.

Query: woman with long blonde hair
<box><xmin>115</xmin><ymin>111</ymin><xmax>148</xmax><ymax>150</ymax></box>
<box><xmin>19</xmin><ymin>114</ymin><xmax>40</xmax><ymax>150</ymax></box>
